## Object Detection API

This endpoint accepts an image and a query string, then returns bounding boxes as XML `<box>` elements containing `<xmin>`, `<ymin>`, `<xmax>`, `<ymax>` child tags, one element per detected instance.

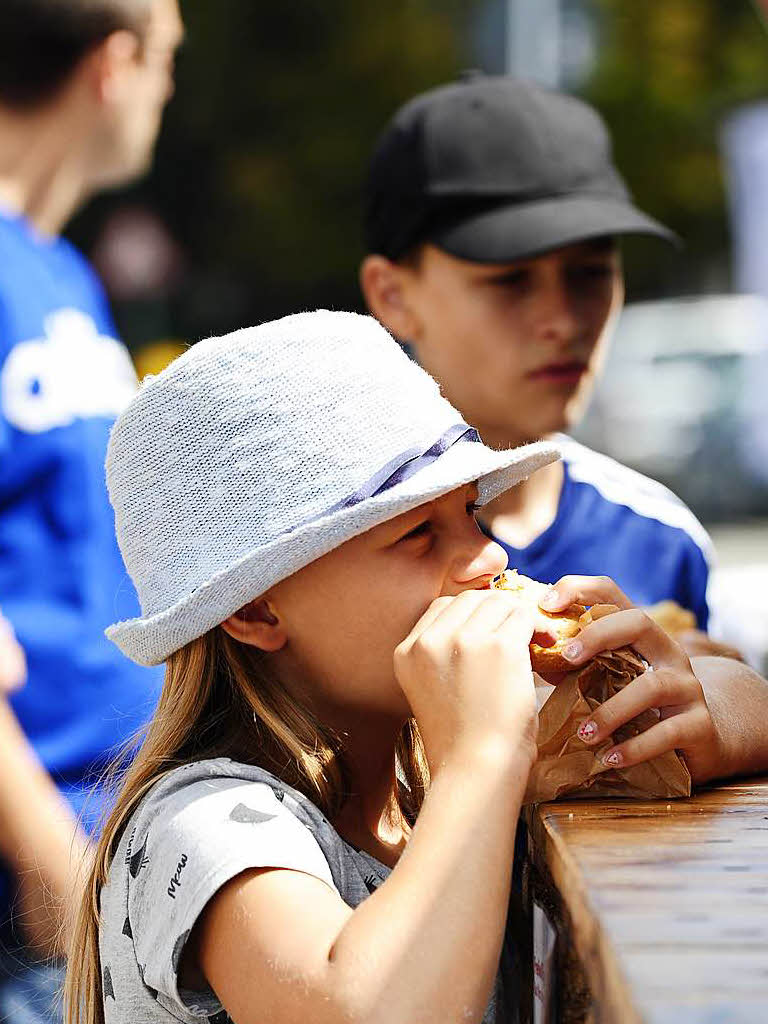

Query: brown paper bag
<box><xmin>524</xmin><ymin>611</ymin><xmax>691</xmax><ymax>804</ymax></box>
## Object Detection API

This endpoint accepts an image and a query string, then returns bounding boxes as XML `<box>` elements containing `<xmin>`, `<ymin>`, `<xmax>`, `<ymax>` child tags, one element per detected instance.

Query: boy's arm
<box><xmin>692</xmin><ymin>656</ymin><xmax>768</xmax><ymax>781</ymax></box>
<box><xmin>677</xmin><ymin>630</ymin><xmax>746</xmax><ymax>662</ymax></box>
<box><xmin>0</xmin><ymin>698</ymin><xmax>89</xmax><ymax>957</ymax></box>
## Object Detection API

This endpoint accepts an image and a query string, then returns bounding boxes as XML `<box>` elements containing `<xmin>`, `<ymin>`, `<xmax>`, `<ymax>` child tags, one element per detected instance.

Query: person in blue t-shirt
<box><xmin>0</xmin><ymin>0</ymin><xmax>183</xmax><ymax>1017</ymax></box>
<box><xmin>0</xmin><ymin>620</ymin><xmax>86</xmax><ymax>1005</ymax></box>
<box><xmin>360</xmin><ymin>75</ymin><xmax>720</xmax><ymax>647</ymax></box>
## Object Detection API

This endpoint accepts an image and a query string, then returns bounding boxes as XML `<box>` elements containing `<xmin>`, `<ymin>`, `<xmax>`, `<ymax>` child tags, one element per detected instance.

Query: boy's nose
<box><xmin>536</xmin><ymin>279</ymin><xmax>582</xmax><ymax>347</ymax></box>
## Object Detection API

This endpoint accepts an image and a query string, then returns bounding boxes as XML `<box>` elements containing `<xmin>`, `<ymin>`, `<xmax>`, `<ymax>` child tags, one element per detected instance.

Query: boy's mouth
<box><xmin>527</xmin><ymin>360</ymin><xmax>588</xmax><ymax>384</ymax></box>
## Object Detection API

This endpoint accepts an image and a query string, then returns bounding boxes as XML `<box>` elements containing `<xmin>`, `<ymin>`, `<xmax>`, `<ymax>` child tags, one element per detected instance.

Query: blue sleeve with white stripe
<box><xmin>490</xmin><ymin>439</ymin><xmax>713</xmax><ymax>630</ymax></box>
<box><xmin>674</xmin><ymin>534</ymin><xmax>710</xmax><ymax>630</ymax></box>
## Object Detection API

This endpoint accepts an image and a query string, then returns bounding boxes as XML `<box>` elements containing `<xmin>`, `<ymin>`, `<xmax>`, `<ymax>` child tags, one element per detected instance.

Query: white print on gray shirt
<box><xmin>98</xmin><ymin>757</ymin><xmax>517</xmax><ymax>1023</ymax></box>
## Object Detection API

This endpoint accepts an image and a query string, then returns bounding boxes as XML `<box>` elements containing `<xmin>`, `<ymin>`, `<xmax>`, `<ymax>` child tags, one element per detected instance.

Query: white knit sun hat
<box><xmin>106</xmin><ymin>310</ymin><xmax>560</xmax><ymax>665</ymax></box>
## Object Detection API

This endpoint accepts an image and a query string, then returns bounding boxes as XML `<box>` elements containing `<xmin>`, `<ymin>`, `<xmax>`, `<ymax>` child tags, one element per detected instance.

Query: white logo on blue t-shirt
<box><xmin>1</xmin><ymin>307</ymin><xmax>137</xmax><ymax>433</ymax></box>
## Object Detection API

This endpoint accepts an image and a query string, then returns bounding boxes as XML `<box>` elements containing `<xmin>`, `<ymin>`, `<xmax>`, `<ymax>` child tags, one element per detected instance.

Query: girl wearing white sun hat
<box><xmin>64</xmin><ymin>309</ymin><xmax>721</xmax><ymax>1024</ymax></box>
<box><xmin>104</xmin><ymin>309</ymin><xmax>558</xmax><ymax>667</ymax></box>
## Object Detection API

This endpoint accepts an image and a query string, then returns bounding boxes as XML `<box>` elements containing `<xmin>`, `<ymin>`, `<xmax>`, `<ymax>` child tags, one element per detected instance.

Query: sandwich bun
<box><xmin>492</xmin><ymin>569</ymin><xmax>585</xmax><ymax>675</ymax></box>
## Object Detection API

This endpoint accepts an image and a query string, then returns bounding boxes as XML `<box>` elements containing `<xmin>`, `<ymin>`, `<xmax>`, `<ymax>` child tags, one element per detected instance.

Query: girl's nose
<box><xmin>452</xmin><ymin>535</ymin><xmax>508</xmax><ymax>587</ymax></box>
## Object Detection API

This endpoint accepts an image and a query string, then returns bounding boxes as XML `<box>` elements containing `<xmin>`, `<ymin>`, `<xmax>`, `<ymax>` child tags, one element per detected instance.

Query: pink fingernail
<box><xmin>603</xmin><ymin>750</ymin><xmax>623</xmax><ymax>768</ymax></box>
<box><xmin>563</xmin><ymin>641</ymin><xmax>582</xmax><ymax>661</ymax></box>
<box><xmin>578</xmin><ymin>720</ymin><xmax>597</xmax><ymax>742</ymax></box>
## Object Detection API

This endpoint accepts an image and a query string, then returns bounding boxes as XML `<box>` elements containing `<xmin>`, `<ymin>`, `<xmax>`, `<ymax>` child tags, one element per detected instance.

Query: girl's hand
<box><xmin>0</xmin><ymin>613</ymin><xmax>26</xmax><ymax>694</ymax></box>
<box><xmin>394</xmin><ymin>589</ymin><xmax>537</xmax><ymax>772</ymax></box>
<box><xmin>540</xmin><ymin>576</ymin><xmax>724</xmax><ymax>784</ymax></box>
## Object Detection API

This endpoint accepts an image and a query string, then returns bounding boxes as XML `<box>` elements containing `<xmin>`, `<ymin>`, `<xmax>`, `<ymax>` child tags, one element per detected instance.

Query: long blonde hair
<box><xmin>64</xmin><ymin>627</ymin><xmax>429</xmax><ymax>1024</ymax></box>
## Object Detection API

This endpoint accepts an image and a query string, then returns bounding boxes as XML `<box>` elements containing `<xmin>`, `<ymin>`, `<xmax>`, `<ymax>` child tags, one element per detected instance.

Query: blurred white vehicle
<box><xmin>575</xmin><ymin>294</ymin><xmax>768</xmax><ymax>671</ymax></box>
<box><xmin>576</xmin><ymin>294</ymin><xmax>768</xmax><ymax>520</ymax></box>
<box><xmin>709</xmin><ymin>559</ymin><xmax>768</xmax><ymax>674</ymax></box>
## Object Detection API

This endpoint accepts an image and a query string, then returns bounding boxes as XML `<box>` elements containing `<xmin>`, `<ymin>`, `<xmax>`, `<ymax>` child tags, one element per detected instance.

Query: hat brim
<box><xmin>429</xmin><ymin>194</ymin><xmax>679</xmax><ymax>264</ymax></box>
<box><xmin>107</xmin><ymin>437</ymin><xmax>561</xmax><ymax>666</ymax></box>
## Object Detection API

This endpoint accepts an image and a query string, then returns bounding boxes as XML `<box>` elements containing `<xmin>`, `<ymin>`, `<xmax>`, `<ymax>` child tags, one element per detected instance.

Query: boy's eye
<box><xmin>486</xmin><ymin>269</ymin><xmax>528</xmax><ymax>289</ymax></box>
<box><xmin>568</xmin><ymin>263</ymin><xmax>613</xmax><ymax>283</ymax></box>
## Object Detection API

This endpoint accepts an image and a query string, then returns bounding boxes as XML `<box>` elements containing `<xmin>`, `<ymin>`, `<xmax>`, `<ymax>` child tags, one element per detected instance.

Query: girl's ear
<box><xmin>220</xmin><ymin>600</ymin><xmax>287</xmax><ymax>652</ymax></box>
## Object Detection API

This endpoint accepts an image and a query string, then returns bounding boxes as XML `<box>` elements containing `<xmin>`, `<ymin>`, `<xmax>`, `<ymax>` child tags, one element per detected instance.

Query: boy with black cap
<box><xmin>360</xmin><ymin>74</ymin><xmax>715</xmax><ymax>637</ymax></box>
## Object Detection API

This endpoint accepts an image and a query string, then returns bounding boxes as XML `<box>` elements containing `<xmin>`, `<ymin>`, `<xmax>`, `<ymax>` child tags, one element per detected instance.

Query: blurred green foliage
<box><xmin>68</xmin><ymin>0</ymin><xmax>768</xmax><ymax>342</ymax></box>
<box><xmin>74</xmin><ymin>0</ymin><xmax>478</xmax><ymax>340</ymax></box>
<box><xmin>586</xmin><ymin>0</ymin><xmax>768</xmax><ymax>298</ymax></box>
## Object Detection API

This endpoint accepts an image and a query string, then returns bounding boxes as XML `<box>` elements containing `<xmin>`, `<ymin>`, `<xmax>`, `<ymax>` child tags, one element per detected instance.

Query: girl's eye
<box><xmin>400</xmin><ymin>520</ymin><xmax>432</xmax><ymax>542</ymax></box>
<box><xmin>467</xmin><ymin>501</ymin><xmax>481</xmax><ymax>517</ymax></box>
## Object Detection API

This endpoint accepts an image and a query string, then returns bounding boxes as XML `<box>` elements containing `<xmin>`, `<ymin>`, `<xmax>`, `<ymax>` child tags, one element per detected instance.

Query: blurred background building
<box><xmin>66</xmin><ymin>0</ymin><xmax>768</xmax><ymax>666</ymax></box>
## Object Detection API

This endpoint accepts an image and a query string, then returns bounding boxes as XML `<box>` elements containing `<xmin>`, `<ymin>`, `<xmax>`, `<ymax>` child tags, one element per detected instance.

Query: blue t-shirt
<box><xmin>489</xmin><ymin>436</ymin><xmax>712</xmax><ymax>628</ymax></box>
<box><xmin>0</xmin><ymin>211</ymin><xmax>163</xmax><ymax>915</ymax></box>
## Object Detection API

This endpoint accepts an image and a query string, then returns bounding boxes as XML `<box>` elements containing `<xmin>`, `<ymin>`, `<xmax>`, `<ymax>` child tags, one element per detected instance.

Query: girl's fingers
<box><xmin>560</xmin><ymin>607</ymin><xmax>686</xmax><ymax>671</ymax></box>
<box><xmin>540</xmin><ymin>574</ymin><xmax>634</xmax><ymax>613</ymax></box>
<box><xmin>576</xmin><ymin>666</ymin><xmax>703</xmax><ymax>746</ymax></box>
<box><xmin>457</xmin><ymin>591</ymin><xmax>533</xmax><ymax>640</ymax></box>
<box><xmin>397</xmin><ymin>595</ymin><xmax>458</xmax><ymax>654</ymax></box>
<box><xmin>405</xmin><ymin>598</ymin><xmax>460</xmax><ymax>643</ymax></box>
<box><xmin>587</xmin><ymin>604</ymin><xmax>622</xmax><ymax>622</ymax></box>
<box><xmin>599</xmin><ymin>705</ymin><xmax>711</xmax><ymax>770</ymax></box>
<box><xmin>424</xmin><ymin>589</ymin><xmax>505</xmax><ymax>644</ymax></box>
<box><xmin>495</xmin><ymin>600</ymin><xmax>536</xmax><ymax>643</ymax></box>
<box><xmin>401</xmin><ymin>588</ymin><xmax>509</xmax><ymax>653</ymax></box>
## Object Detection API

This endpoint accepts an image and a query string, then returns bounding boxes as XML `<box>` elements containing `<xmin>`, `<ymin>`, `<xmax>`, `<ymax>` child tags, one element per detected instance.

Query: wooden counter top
<box><xmin>527</xmin><ymin>776</ymin><xmax>768</xmax><ymax>1023</ymax></box>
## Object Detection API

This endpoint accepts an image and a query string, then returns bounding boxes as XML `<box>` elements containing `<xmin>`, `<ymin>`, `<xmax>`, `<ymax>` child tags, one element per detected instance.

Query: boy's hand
<box><xmin>540</xmin><ymin>576</ymin><xmax>725</xmax><ymax>784</ymax></box>
<box><xmin>0</xmin><ymin>613</ymin><xmax>26</xmax><ymax>694</ymax></box>
<box><xmin>676</xmin><ymin>629</ymin><xmax>745</xmax><ymax>663</ymax></box>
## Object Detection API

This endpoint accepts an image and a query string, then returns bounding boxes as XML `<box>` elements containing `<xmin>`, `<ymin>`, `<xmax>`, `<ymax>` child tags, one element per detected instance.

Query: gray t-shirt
<box><xmin>99</xmin><ymin>758</ymin><xmax>517</xmax><ymax>1023</ymax></box>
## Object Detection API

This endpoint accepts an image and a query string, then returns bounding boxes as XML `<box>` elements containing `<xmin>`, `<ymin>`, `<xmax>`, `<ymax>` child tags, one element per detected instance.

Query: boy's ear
<box><xmin>220</xmin><ymin>600</ymin><xmax>287</xmax><ymax>652</ymax></box>
<box><xmin>359</xmin><ymin>255</ymin><xmax>421</xmax><ymax>343</ymax></box>
<box><xmin>85</xmin><ymin>30</ymin><xmax>140</xmax><ymax>105</ymax></box>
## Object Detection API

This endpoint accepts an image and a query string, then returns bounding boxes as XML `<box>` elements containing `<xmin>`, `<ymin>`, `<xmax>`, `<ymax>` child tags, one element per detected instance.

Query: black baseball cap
<box><xmin>364</xmin><ymin>74</ymin><xmax>676</xmax><ymax>263</ymax></box>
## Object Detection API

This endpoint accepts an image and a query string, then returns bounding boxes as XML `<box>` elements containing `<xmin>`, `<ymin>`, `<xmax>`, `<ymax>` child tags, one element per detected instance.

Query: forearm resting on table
<box><xmin>199</xmin><ymin>744</ymin><xmax>532</xmax><ymax>1024</ymax></box>
<box><xmin>693</xmin><ymin>656</ymin><xmax>768</xmax><ymax>781</ymax></box>
<box><xmin>0</xmin><ymin>699</ymin><xmax>88</xmax><ymax>957</ymax></box>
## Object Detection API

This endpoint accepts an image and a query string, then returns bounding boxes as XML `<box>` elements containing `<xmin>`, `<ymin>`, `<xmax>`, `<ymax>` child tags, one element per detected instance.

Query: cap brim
<box><xmin>429</xmin><ymin>194</ymin><xmax>679</xmax><ymax>264</ymax></box>
<box><xmin>107</xmin><ymin>437</ymin><xmax>561</xmax><ymax>666</ymax></box>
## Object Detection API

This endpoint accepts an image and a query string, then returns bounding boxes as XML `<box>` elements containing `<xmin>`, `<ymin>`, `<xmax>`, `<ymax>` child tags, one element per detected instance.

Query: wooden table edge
<box><xmin>528</xmin><ymin>802</ymin><xmax>645</xmax><ymax>1024</ymax></box>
